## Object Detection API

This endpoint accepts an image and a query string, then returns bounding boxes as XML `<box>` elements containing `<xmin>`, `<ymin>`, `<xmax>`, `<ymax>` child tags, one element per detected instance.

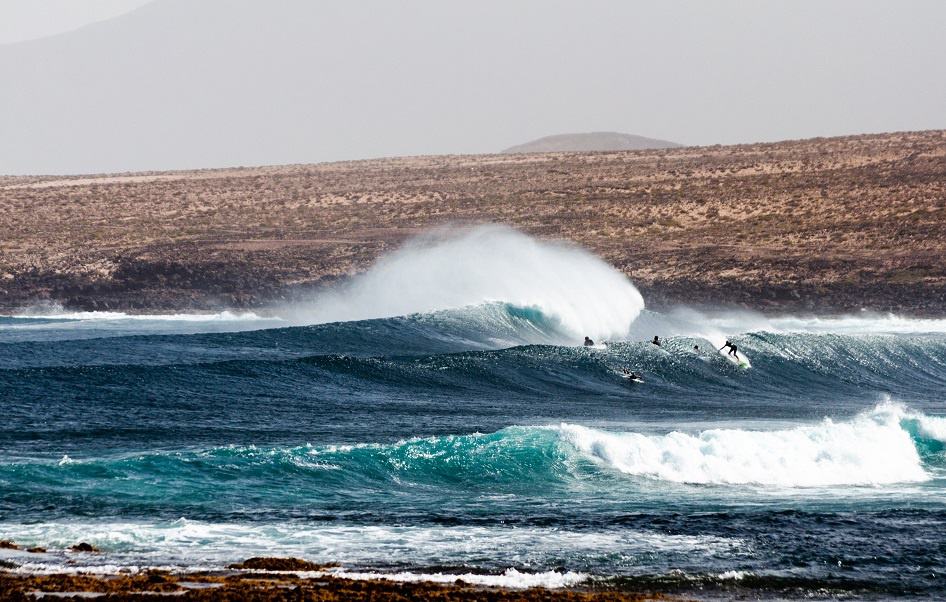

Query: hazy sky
<box><xmin>0</xmin><ymin>0</ymin><xmax>151</xmax><ymax>44</ymax></box>
<box><xmin>1</xmin><ymin>0</ymin><xmax>944</xmax><ymax>175</ymax></box>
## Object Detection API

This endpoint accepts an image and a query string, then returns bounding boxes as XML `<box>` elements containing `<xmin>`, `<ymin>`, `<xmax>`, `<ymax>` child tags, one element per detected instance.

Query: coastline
<box><xmin>3</xmin><ymin>278</ymin><xmax>945</xmax><ymax>318</ymax></box>
<box><xmin>0</xmin><ymin>557</ymin><xmax>676</xmax><ymax>602</ymax></box>
<box><xmin>2</xmin><ymin>130</ymin><xmax>945</xmax><ymax>316</ymax></box>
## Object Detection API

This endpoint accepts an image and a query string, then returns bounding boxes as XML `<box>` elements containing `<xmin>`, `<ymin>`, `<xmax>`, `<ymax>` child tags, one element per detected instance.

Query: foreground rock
<box><xmin>69</xmin><ymin>542</ymin><xmax>100</xmax><ymax>553</ymax></box>
<box><xmin>0</xmin><ymin>569</ymin><xmax>676</xmax><ymax>601</ymax></box>
<box><xmin>228</xmin><ymin>557</ymin><xmax>335</xmax><ymax>571</ymax></box>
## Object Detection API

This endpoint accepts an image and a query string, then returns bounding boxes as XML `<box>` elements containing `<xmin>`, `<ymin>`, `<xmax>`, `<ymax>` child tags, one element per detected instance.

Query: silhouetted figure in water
<box><xmin>651</xmin><ymin>335</ymin><xmax>661</xmax><ymax>347</ymax></box>
<box><xmin>584</xmin><ymin>336</ymin><xmax>595</xmax><ymax>347</ymax></box>
<box><xmin>694</xmin><ymin>345</ymin><xmax>700</xmax><ymax>352</ymax></box>
<box><xmin>622</xmin><ymin>367</ymin><xmax>641</xmax><ymax>380</ymax></box>
<box><xmin>720</xmin><ymin>340</ymin><xmax>738</xmax><ymax>357</ymax></box>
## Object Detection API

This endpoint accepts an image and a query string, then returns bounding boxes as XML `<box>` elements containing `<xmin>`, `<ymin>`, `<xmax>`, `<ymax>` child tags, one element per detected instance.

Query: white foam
<box><xmin>6</xmin><ymin>308</ymin><xmax>271</xmax><ymax>322</ymax></box>
<box><xmin>325</xmin><ymin>568</ymin><xmax>588</xmax><ymax>589</ymax></box>
<box><xmin>558</xmin><ymin>403</ymin><xmax>937</xmax><ymax>486</ymax></box>
<box><xmin>0</xmin><ymin>520</ymin><xmax>739</xmax><ymax>576</ymax></box>
<box><xmin>717</xmin><ymin>570</ymin><xmax>749</xmax><ymax>580</ymax></box>
<box><xmin>287</xmin><ymin>225</ymin><xmax>644</xmax><ymax>341</ymax></box>
<box><xmin>7</xmin><ymin>559</ymin><xmax>586</xmax><ymax>589</ymax></box>
<box><xmin>660</xmin><ymin>308</ymin><xmax>946</xmax><ymax>336</ymax></box>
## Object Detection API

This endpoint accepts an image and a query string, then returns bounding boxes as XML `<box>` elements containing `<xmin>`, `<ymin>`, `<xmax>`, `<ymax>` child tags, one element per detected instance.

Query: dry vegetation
<box><xmin>1</xmin><ymin>130</ymin><xmax>945</xmax><ymax>313</ymax></box>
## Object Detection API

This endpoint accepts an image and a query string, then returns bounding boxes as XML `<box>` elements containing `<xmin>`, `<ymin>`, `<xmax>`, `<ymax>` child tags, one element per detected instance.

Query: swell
<box><xmin>4</xmin><ymin>328</ymin><xmax>946</xmax><ymax>406</ymax></box>
<box><xmin>0</xmin><ymin>302</ymin><xmax>569</xmax><ymax>365</ymax></box>
<box><xmin>4</xmin><ymin>404</ymin><xmax>945</xmax><ymax>515</ymax></box>
<box><xmin>6</xmin><ymin>301</ymin><xmax>946</xmax><ymax>407</ymax></box>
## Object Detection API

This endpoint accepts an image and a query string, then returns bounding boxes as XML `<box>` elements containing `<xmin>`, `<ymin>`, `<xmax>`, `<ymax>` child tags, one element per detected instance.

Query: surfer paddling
<box><xmin>720</xmin><ymin>340</ymin><xmax>739</xmax><ymax>357</ymax></box>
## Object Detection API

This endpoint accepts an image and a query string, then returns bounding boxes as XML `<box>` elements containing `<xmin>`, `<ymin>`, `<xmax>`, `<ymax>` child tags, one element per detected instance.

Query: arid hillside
<box><xmin>1</xmin><ymin>130</ymin><xmax>945</xmax><ymax>313</ymax></box>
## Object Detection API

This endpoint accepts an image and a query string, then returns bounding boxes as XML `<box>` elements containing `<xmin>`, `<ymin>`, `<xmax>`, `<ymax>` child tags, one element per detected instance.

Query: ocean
<box><xmin>2</xmin><ymin>227</ymin><xmax>945</xmax><ymax>599</ymax></box>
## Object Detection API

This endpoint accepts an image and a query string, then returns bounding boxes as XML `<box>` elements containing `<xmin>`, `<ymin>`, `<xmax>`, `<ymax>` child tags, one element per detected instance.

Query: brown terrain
<box><xmin>0</xmin><ymin>571</ymin><xmax>671</xmax><ymax>602</ymax></box>
<box><xmin>0</xmin><ymin>555</ymin><xmax>677</xmax><ymax>601</ymax></box>
<box><xmin>1</xmin><ymin>129</ymin><xmax>945</xmax><ymax>314</ymax></box>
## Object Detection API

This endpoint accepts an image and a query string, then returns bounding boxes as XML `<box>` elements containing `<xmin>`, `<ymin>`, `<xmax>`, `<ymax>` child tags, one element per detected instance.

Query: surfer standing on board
<box><xmin>720</xmin><ymin>340</ymin><xmax>738</xmax><ymax>357</ymax></box>
<box><xmin>652</xmin><ymin>335</ymin><xmax>661</xmax><ymax>347</ymax></box>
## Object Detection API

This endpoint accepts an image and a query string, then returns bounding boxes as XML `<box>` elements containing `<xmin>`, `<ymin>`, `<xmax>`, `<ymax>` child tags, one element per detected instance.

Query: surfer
<box><xmin>693</xmin><ymin>344</ymin><xmax>700</xmax><ymax>352</ymax></box>
<box><xmin>651</xmin><ymin>335</ymin><xmax>661</xmax><ymax>347</ymax></box>
<box><xmin>720</xmin><ymin>340</ymin><xmax>738</xmax><ymax>357</ymax></box>
<box><xmin>584</xmin><ymin>336</ymin><xmax>595</xmax><ymax>347</ymax></box>
<box><xmin>622</xmin><ymin>367</ymin><xmax>642</xmax><ymax>380</ymax></box>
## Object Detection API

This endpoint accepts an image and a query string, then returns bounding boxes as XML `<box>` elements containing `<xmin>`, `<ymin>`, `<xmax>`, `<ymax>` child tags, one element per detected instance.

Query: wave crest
<box><xmin>560</xmin><ymin>403</ymin><xmax>945</xmax><ymax>486</ymax></box>
<box><xmin>287</xmin><ymin>225</ymin><xmax>644</xmax><ymax>340</ymax></box>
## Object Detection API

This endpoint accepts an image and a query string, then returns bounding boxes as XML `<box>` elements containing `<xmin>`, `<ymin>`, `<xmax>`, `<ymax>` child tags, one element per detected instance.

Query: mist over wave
<box><xmin>285</xmin><ymin>225</ymin><xmax>644</xmax><ymax>341</ymax></box>
<box><xmin>5</xmin><ymin>225</ymin><xmax>945</xmax><ymax>350</ymax></box>
<box><xmin>636</xmin><ymin>307</ymin><xmax>946</xmax><ymax>337</ymax></box>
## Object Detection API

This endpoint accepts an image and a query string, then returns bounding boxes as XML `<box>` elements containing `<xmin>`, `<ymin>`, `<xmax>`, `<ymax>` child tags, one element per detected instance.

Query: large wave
<box><xmin>285</xmin><ymin>225</ymin><xmax>645</xmax><ymax>341</ymax></box>
<box><xmin>8</xmin><ymin>404</ymin><xmax>944</xmax><ymax>491</ymax></box>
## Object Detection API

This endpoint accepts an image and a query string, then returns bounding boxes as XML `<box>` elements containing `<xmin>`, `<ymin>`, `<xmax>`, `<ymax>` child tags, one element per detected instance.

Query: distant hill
<box><xmin>502</xmin><ymin>132</ymin><xmax>682</xmax><ymax>154</ymax></box>
<box><xmin>4</xmin><ymin>130</ymin><xmax>945</xmax><ymax>314</ymax></box>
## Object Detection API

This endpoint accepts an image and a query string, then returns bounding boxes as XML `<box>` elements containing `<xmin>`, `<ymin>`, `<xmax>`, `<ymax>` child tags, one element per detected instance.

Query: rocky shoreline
<box><xmin>0</xmin><ymin>553</ymin><xmax>676</xmax><ymax>602</ymax></box>
<box><xmin>0</xmin><ymin>571</ymin><xmax>675</xmax><ymax>602</ymax></box>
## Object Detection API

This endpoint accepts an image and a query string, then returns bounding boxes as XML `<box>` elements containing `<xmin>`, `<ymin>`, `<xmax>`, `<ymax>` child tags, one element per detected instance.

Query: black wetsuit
<box><xmin>722</xmin><ymin>341</ymin><xmax>738</xmax><ymax>356</ymax></box>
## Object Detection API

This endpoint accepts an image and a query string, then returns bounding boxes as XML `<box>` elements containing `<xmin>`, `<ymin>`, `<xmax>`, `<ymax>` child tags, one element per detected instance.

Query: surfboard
<box><xmin>620</xmin><ymin>373</ymin><xmax>644</xmax><ymax>383</ymax></box>
<box><xmin>584</xmin><ymin>343</ymin><xmax>607</xmax><ymax>351</ymax></box>
<box><xmin>720</xmin><ymin>349</ymin><xmax>751</xmax><ymax>369</ymax></box>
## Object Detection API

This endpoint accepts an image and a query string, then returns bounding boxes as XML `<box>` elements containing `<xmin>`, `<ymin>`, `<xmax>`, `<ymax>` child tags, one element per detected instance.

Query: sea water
<box><xmin>2</xmin><ymin>227</ymin><xmax>945</xmax><ymax>599</ymax></box>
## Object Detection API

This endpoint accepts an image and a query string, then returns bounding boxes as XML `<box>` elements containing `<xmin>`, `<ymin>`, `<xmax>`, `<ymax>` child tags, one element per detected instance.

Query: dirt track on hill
<box><xmin>1</xmin><ymin>130</ymin><xmax>945</xmax><ymax>313</ymax></box>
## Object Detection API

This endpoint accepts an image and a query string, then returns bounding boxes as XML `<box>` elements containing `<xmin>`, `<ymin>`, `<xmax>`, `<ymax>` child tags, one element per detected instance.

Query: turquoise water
<box><xmin>2</xmin><ymin>303</ymin><xmax>946</xmax><ymax>598</ymax></box>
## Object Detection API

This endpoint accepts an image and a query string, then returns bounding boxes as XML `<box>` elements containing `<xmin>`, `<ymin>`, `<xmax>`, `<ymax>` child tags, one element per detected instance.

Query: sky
<box><xmin>0</xmin><ymin>0</ymin><xmax>152</xmax><ymax>44</ymax></box>
<box><xmin>0</xmin><ymin>0</ymin><xmax>944</xmax><ymax>175</ymax></box>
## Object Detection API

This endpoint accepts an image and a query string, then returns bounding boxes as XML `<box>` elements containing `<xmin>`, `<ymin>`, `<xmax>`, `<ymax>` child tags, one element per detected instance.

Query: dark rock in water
<box><xmin>26</xmin><ymin>547</ymin><xmax>46</xmax><ymax>554</ymax></box>
<box><xmin>0</xmin><ymin>559</ymin><xmax>18</xmax><ymax>569</ymax></box>
<box><xmin>0</xmin><ymin>541</ymin><xmax>17</xmax><ymax>550</ymax></box>
<box><xmin>228</xmin><ymin>557</ymin><xmax>335</xmax><ymax>571</ymax></box>
<box><xmin>70</xmin><ymin>542</ymin><xmax>99</xmax><ymax>553</ymax></box>
<box><xmin>144</xmin><ymin>571</ymin><xmax>169</xmax><ymax>584</ymax></box>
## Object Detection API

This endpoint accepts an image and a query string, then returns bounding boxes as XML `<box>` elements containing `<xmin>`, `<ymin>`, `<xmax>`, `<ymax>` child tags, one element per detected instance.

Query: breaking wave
<box><xmin>6</xmin><ymin>404</ymin><xmax>944</xmax><ymax>493</ymax></box>
<box><xmin>561</xmin><ymin>403</ymin><xmax>946</xmax><ymax>486</ymax></box>
<box><xmin>285</xmin><ymin>225</ymin><xmax>645</xmax><ymax>341</ymax></box>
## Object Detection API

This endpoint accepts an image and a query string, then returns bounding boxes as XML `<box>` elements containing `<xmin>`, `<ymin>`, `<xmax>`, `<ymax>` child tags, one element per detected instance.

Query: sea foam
<box><xmin>289</xmin><ymin>225</ymin><xmax>645</xmax><ymax>340</ymax></box>
<box><xmin>559</xmin><ymin>403</ymin><xmax>942</xmax><ymax>486</ymax></box>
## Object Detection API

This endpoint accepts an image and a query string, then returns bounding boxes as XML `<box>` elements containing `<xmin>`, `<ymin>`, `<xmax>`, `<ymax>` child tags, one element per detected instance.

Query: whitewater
<box><xmin>3</xmin><ymin>226</ymin><xmax>946</xmax><ymax>599</ymax></box>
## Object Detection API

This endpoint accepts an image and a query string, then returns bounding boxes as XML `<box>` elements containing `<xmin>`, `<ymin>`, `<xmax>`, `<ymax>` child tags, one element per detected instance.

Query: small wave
<box><xmin>0</xmin><ymin>519</ymin><xmax>737</xmax><ymax>577</ymax></box>
<box><xmin>6</xmin><ymin>308</ymin><xmax>272</xmax><ymax>322</ymax></box>
<box><xmin>649</xmin><ymin>307</ymin><xmax>946</xmax><ymax>336</ymax></box>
